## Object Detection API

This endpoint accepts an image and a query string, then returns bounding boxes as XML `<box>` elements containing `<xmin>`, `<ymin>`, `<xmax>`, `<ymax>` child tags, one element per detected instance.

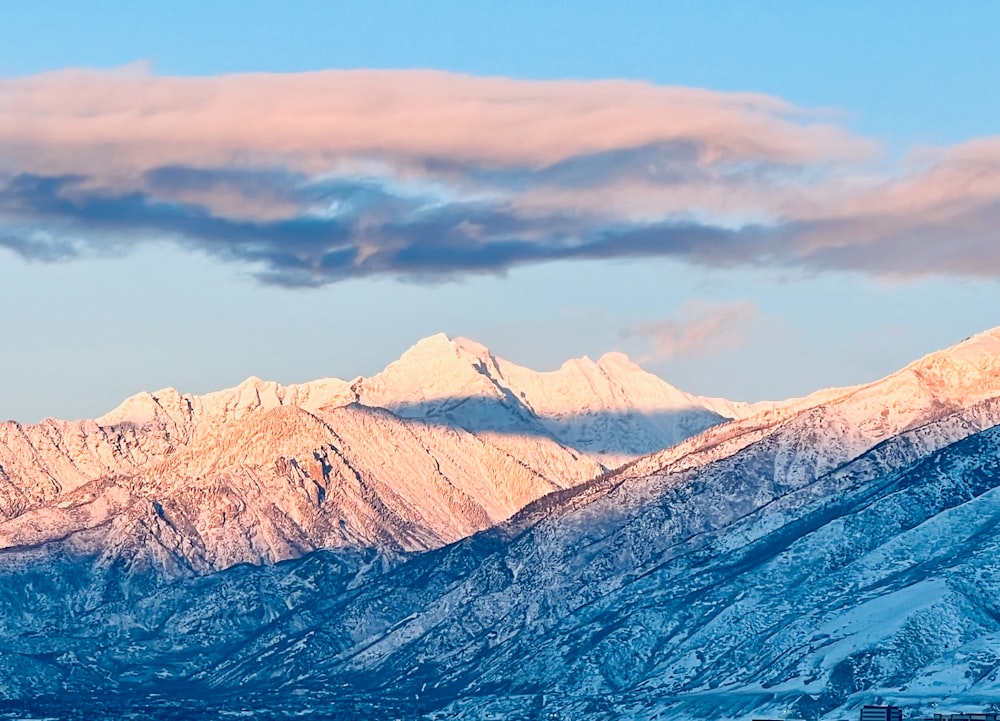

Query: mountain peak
<box><xmin>951</xmin><ymin>325</ymin><xmax>1000</xmax><ymax>356</ymax></box>
<box><xmin>97</xmin><ymin>387</ymin><xmax>189</xmax><ymax>426</ymax></box>
<box><xmin>401</xmin><ymin>333</ymin><xmax>492</xmax><ymax>365</ymax></box>
<box><xmin>892</xmin><ymin>327</ymin><xmax>1000</xmax><ymax>402</ymax></box>
<box><xmin>596</xmin><ymin>350</ymin><xmax>642</xmax><ymax>372</ymax></box>
<box><xmin>237</xmin><ymin>375</ymin><xmax>267</xmax><ymax>388</ymax></box>
<box><xmin>452</xmin><ymin>335</ymin><xmax>491</xmax><ymax>358</ymax></box>
<box><xmin>85</xmin><ymin>332</ymin><xmax>750</xmax><ymax>469</ymax></box>
<box><xmin>409</xmin><ymin>331</ymin><xmax>453</xmax><ymax>349</ymax></box>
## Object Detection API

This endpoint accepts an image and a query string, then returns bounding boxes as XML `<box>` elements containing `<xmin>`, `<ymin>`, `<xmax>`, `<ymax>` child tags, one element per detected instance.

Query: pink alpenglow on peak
<box><xmin>0</xmin><ymin>333</ymin><xmax>753</xmax><ymax>573</ymax></box>
<box><xmin>2</xmin><ymin>327</ymin><xmax>1000</xmax><ymax>578</ymax></box>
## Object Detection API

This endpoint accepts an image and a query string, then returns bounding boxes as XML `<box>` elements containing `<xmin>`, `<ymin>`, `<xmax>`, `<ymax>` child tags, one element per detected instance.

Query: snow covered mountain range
<box><xmin>0</xmin><ymin>333</ymin><xmax>745</xmax><ymax>572</ymax></box>
<box><xmin>3</xmin><ymin>328</ymin><xmax>1000</xmax><ymax>720</ymax></box>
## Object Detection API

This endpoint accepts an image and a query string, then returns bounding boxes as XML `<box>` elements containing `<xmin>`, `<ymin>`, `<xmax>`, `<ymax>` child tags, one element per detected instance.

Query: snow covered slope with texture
<box><xmin>4</xmin><ymin>329</ymin><xmax>1000</xmax><ymax>719</ymax></box>
<box><xmin>0</xmin><ymin>334</ymin><xmax>739</xmax><ymax>572</ymax></box>
<box><xmin>0</xmin><ymin>403</ymin><xmax>604</xmax><ymax>572</ymax></box>
<box><xmin>354</xmin><ymin>333</ymin><xmax>752</xmax><ymax>462</ymax></box>
<box><xmin>193</xmin><ymin>328</ymin><xmax>1000</xmax><ymax>719</ymax></box>
<box><xmin>93</xmin><ymin>333</ymin><xmax>746</xmax><ymax>466</ymax></box>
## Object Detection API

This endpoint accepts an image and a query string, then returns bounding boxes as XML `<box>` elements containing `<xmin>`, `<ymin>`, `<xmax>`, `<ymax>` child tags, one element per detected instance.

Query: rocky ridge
<box><xmin>0</xmin><ymin>333</ymin><xmax>741</xmax><ymax>572</ymax></box>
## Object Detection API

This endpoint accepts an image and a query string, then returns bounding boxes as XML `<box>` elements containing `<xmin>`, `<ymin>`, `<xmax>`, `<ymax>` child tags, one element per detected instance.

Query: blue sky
<box><xmin>1</xmin><ymin>1</ymin><xmax>999</xmax><ymax>421</ymax></box>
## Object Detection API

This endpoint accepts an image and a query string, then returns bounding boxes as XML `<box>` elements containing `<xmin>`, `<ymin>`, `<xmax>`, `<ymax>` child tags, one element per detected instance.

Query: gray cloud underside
<box><xmin>0</xmin><ymin>169</ymin><xmax>750</xmax><ymax>286</ymax></box>
<box><xmin>2</xmin><ymin>165</ymin><xmax>999</xmax><ymax>287</ymax></box>
<box><xmin>412</xmin><ymin>140</ymin><xmax>806</xmax><ymax>190</ymax></box>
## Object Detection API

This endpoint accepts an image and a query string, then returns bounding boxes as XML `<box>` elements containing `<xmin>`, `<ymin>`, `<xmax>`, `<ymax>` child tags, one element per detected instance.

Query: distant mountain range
<box><xmin>0</xmin><ymin>333</ymin><xmax>749</xmax><ymax>572</ymax></box>
<box><xmin>2</xmin><ymin>329</ymin><xmax>1000</xmax><ymax>719</ymax></box>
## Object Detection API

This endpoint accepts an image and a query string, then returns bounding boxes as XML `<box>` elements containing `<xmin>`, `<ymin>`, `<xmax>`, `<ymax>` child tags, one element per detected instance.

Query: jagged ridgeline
<box><xmin>0</xmin><ymin>334</ymin><xmax>755</xmax><ymax>570</ymax></box>
<box><xmin>2</xmin><ymin>330</ymin><xmax>1000</xmax><ymax>719</ymax></box>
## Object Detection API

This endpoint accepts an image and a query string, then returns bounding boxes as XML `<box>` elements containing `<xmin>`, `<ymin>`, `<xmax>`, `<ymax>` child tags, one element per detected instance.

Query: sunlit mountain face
<box><xmin>0</xmin><ymin>334</ymin><xmax>744</xmax><ymax>571</ymax></box>
<box><xmin>3</xmin><ymin>329</ymin><xmax>1000</xmax><ymax>719</ymax></box>
<box><xmin>4</xmin><ymin>3</ymin><xmax>1000</xmax><ymax>719</ymax></box>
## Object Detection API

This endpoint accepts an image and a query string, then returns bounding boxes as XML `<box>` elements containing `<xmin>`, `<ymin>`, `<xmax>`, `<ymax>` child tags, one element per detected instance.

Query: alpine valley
<box><xmin>2</xmin><ymin>330</ymin><xmax>1000</xmax><ymax>720</ymax></box>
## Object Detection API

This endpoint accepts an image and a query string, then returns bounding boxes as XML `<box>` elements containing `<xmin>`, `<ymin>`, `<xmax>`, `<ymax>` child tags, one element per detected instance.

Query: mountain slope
<box><xmin>0</xmin><ymin>334</ymin><xmax>739</xmax><ymax>573</ymax></box>
<box><xmin>2</xmin><ymin>399</ymin><xmax>999</xmax><ymax>718</ymax></box>
<box><xmin>0</xmin><ymin>399</ymin><xmax>605</xmax><ymax>573</ymax></box>
<box><xmin>4</xmin><ymin>329</ymin><xmax>1000</xmax><ymax>718</ymax></box>
<box><xmin>191</xmin><ymin>328</ymin><xmax>1000</xmax><ymax>718</ymax></box>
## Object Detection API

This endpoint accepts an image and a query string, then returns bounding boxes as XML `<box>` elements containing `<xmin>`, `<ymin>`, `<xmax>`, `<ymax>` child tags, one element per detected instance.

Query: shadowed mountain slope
<box><xmin>2</xmin><ymin>330</ymin><xmax>1000</xmax><ymax>719</ymax></box>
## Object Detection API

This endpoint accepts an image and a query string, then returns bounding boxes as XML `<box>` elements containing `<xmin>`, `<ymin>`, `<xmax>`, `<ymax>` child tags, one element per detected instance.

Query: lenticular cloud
<box><xmin>0</xmin><ymin>66</ymin><xmax>998</xmax><ymax>285</ymax></box>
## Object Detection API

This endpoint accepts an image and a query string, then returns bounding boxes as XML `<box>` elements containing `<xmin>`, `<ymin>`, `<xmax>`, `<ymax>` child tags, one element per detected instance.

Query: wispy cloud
<box><xmin>0</xmin><ymin>66</ymin><xmax>866</xmax><ymax>173</ymax></box>
<box><xmin>622</xmin><ymin>300</ymin><xmax>759</xmax><ymax>362</ymax></box>
<box><xmin>0</xmin><ymin>67</ymin><xmax>998</xmax><ymax>285</ymax></box>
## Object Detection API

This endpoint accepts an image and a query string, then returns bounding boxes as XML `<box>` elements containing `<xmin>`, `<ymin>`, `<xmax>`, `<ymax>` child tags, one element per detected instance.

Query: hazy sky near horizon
<box><xmin>2</xmin><ymin>1</ymin><xmax>1000</xmax><ymax>422</ymax></box>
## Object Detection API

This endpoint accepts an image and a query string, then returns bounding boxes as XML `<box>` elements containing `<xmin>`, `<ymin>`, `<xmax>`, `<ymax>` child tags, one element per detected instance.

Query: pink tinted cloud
<box><xmin>768</xmin><ymin>138</ymin><xmax>1000</xmax><ymax>277</ymax></box>
<box><xmin>1</xmin><ymin>67</ymin><xmax>999</xmax><ymax>284</ymax></box>
<box><xmin>623</xmin><ymin>300</ymin><xmax>760</xmax><ymax>362</ymax></box>
<box><xmin>0</xmin><ymin>66</ymin><xmax>873</xmax><ymax>181</ymax></box>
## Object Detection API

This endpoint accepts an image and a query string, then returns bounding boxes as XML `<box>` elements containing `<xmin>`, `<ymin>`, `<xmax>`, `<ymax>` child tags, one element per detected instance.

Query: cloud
<box><xmin>0</xmin><ymin>170</ymin><xmax>753</xmax><ymax>286</ymax></box>
<box><xmin>0</xmin><ymin>67</ymin><xmax>868</xmax><ymax>175</ymax></box>
<box><xmin>0</xmin><ymin>67</ymin><xmax>999</xmax><ymax>285</ymax></box>
<box><xmin>622</xmin><ymin>300</ymin><xmax>760</xmax><ymax>362</ymax></box>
